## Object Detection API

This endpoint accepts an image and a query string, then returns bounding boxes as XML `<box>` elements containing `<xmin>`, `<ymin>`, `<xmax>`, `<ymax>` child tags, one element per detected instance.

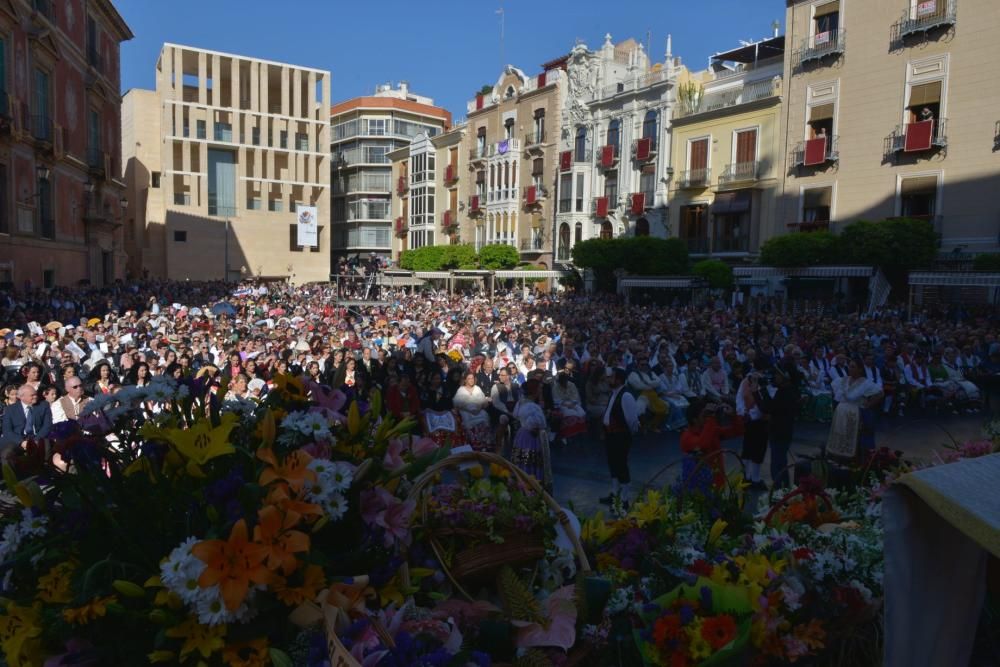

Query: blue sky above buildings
<box><xmin>117</xmin><ymin>0</ymin><xmax>785</xmax><ymax>118</ymax></box>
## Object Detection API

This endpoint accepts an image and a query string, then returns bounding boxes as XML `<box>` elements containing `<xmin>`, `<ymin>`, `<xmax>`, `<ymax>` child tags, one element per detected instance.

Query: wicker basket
<box><xmin>407</xmin><ymin>451</ymin><xmax>591</xmax><ymax>600</ymax></box>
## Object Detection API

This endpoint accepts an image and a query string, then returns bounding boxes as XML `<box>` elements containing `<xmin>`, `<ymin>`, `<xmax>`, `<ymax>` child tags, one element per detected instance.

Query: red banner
<box><xmin>804</xmin><ymin>136</ymin><xmax>828</xmax><ymax>166</ymax></box>
<box><xmin>904</xmin><ymin>120</ymin><xmax>934</xmax><ymax>152</ymax></box>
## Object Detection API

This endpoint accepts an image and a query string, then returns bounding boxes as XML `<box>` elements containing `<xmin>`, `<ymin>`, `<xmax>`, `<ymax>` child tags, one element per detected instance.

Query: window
<box><xmin>279</xmin><ymin>131</ymin><xmax>288</xmax><ymax>149</ymax></box>
<box><xmin>600</xmin><ymin>221</ymin><xmax>613</xmax><ymax>240</ymax></box>
<box><xmin>504</xmin><ymin>118</ymin><xmax>514</xmax><ymax>140</ymax></box>
<box><xmin>42</xmin><ymin>269</ymin><xmax>54</xmax><ymax>289</ymax></box>
<box><xmin>575</xmin><ymin>173</ymin><xmax>584</xmax><ymax>212</ymax></box>
<box><xmin>734</xmin><ymin>128</ymin><xmax>758</xmax><ymax>164</ymax></box>
<box><xmin>38</xmin><ymin>174</ymin><xmax>53</xmax><ymax>239</ymax></box>
<box><xmin>251</xmin><ymin>127</ymin><xmax>260</xmax><ymax>146</ymax></box>
<box><xmin>689</xmin><ymin>138</ymin><xmax>709</xmax><ymax>171</ymax></box>
<box><xmin>87</xmin><ymin>16</ymin><xmax>99</xmax><ymax>68</ymax></box>
<box><xmin>802</xmin><ymin>187</ymin><xmax>833</xmax><ymax>224</ymax></box>
<box><xmin>0</xmin><ymin>164</ymin><xmax>7</xmax><ymax>234</ymax></box>
<box><xmin>151</xmin><ymin>172</ymin><xmax>161</xmax><ymax>188</ymax></box>
<box><xmin>247</xmin><ymin>197</ymin><xmax>261</xmax><ymax>210</ymax></box>
<box><xmin>505</xmin><ymin>86</ymin><xmax>515</xmax><ymax>99</ymax></box>
<box><xmin>269</xmin><ymin>199</ymin><xmax>283</xmax><ymax>212</ymax></box>
<box><xmin>174</xmin><ymin>192</ymin><xmax>191</xmax><ymax>206</ymax></box>
<box><xmin>173</xmin><ymin>230</ymin><xmax>187</xmax><ymax>242</ymax></box>
<box><xmin>87</xmin><ymin>109</ymin><xmax>100</xmax><ymax>164</ymax></box>
<box><xmin>680</xmin><ymin>205</ymin><xmax>709</xmax><ymax>253</ymax></box>
<box><xmin>196</xmin><ymin>120</ymin><xmax>206</xmax><ymax>139</ymax></box>
<box><xmin>32</xmin><ymin>68</ymin><xmax>50</xmax><ymax>140</ymax></box>
<box><xmin>604</xmin><ymin>173</ymin><xmax>617</xmax><ymax>204</ymax></box>
<box><xmin>635</xmin><ymin>218</ymin><xmax>650</xmax><ymax>236</ymax></box>
<box><xmin>642</xmin><ymin>110</ymin><xmax>657</xmax><ymax>142</ymax></box>
<box><xmin>295</xmin><ymin>132</ymin><xmax>309</xmax><ymax>150</ymax></box>
<box><xmin>906</xmin><ymin>80</ymin><xmax>942</xmax><ymax>124</ymax></box>
<box><xmin>640</xmin><ymin>165</ymin><xmax>656</xmax><ymax>205</ymax></box>
<box><xmin>558</xmin><ymin>223</ymin><xmax>571</xmax><ymax>261</ymax></box>
<box><xmin>0</xmin><ymin>36</ymin><xmax>7</xmax><ymax>97</ymax></box>
<box><xmin>711</xmin><ymin>192</ymin><xmax>752</xmax><ymax>253</ymax></box>
<box><xmin>367</xmin><ymin>118</ymin><xmax>386</xmax><ymax>136</ymax></box>
<box><xmin>476</xmin><ymin>126</ymin><xmax>487</xmax><ymax>154</ymax></box>
<box><xmin>808</xmin><ymin>104</ymin><xmax>835</xmax><ymax>138</ymax></box>
<box><xmin>213</xmin><ymin>122</ymin><xmax>232</xmax><ymax>142</ymax></box>
<box><xmin>899</xmin><ymin>175</ymin><xmax>938</xmax><ymax>218</ymax></box>
<box><xmin>575</xmin><ymin>127</ymin><xmax>587</xmax><ymax>161</ymax></box>
<box><xmin>559</xmin><ymin>173</ymin><xmax>572</xmax><ymax>213</ymax></box>
<box><xmin>813</xmin><ymin>2</ymin><xmax>840</xmax><ymax>40</ymax></box>
<box><xmin>533</xmin><ymin>108</ymin><xmax>545</xmax><ymax>143</ymax></box>
<box><xmin>606</xmin><ymin>119</ymin><xmax>620</xmax><ymax>152</ymax></box>
<box><xmin>183</xmin><ymin>119</ymin><xmax>190</xmax><ymax>137</ymax></box>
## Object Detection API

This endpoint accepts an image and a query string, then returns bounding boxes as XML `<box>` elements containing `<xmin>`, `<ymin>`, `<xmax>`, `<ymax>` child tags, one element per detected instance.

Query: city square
<box><xmin>0</xmin><ymin>0</ymin><xmax>998</xmax><ymax>665</ymax></box>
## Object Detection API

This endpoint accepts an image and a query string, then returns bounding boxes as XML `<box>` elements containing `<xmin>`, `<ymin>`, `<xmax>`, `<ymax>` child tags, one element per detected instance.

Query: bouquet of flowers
<box><xmin>634</xmin><ymin>578</ymin><xmax>752</xmax><ymax>667</ymax></box>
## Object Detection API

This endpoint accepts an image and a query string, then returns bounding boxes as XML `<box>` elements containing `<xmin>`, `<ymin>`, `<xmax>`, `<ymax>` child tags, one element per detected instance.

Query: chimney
<box><xmin>399</xmin><ymin>80</ymin><xmax>409</xmax><ymax>97</ymax></box>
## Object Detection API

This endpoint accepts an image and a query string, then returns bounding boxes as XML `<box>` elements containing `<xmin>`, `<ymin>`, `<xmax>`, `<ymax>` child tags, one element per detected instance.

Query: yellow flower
<box><xmin>165</xmin><ymin>616</ymin><xmax>227</xmax><ymax>660</ymax></box>
<box><xmin>223</xmin><ymin>638</ymin><xmax>270</xmax><ymax>667</ymax></box>
<box><xmin>36</xmin><ymin>562</ymin><xmax>75</xmax><ymax>603</ymax></box>
<box><xmin>147</xmin><ymin>650</ymin><xmax>176</xmax><ymax>663</ymax></box>
<box><xmin>707</xmin><ymin>519</ymin><xmax>728</xmax><ymax>547</ymax></box>
<box><xmin>468</xmin><ymin>464</ymin><xmax>484</xmax><ymax>479</ymax></box>
<box><xmin>61</xmin><ymin>595</ymin><xmax>116</xmax><ymax>625</ymax></box>
<box><xmin>172</xmin><ymin>413</ymin><xmax>240</xmax><ymax>465</ymax></box>
<box><xmin>0</xmin><ymin>602</ymin><xmax>43</xmax><ymax>667</ymax></box>
<box><xmin>581</xmin><ymin>513</ymin><xmax>615</xmax><ymax>545</ymax></box>
<box><xmin>488</xmin><ymin>463</ymin><xmax>511</xmax><ymax>479</ymax></box>
<box><xmin>689</xmin><ymin>632</ymin><xmax>713</xmax><ymax>660</ymax></box>
<box><xmin>630</xmin><ymin>490</ymin><xmax>667</xmax><ymax>527</ymax></box>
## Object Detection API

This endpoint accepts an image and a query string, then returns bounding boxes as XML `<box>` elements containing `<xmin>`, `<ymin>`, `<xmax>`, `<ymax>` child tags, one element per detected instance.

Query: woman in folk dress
<box><xmin>511</xmin><ymin>379</ymin><xmax>552</xmax><ymax>489</ymax></box>
<box><xmin>453</xmin><ymin>372</ymin><xmax>493</xmax><ymax>451</ymax></box>
<box><xmin>827</xmin><ymin>358</ymin><xmax>883</xmax><ymax>459</ymax></box>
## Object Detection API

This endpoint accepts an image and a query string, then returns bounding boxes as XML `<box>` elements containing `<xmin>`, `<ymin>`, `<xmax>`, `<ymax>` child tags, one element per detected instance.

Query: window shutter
<box><xmin>809</xmin><ymin>103</ymin><xmax>835</xmax><ymax>121</ymax></box>
<box><xmin>814</xmin><ymin>2</ymin><xmax>839</xmax><ymax>18</ymax></box>
<box><xmin>736</xmin><ymin>129</ymin><xmax>757</xmax><ymax>163</ymax></box>
<box><xmin>689</xmin><ymin>139</ymin><xmax>708</xmax><ymax>170</ymax></box>
<box><xmin>804</xmin><ymin>187</ymin><xmax>833</xmax><ymax>208</ymax></box>
<box><xmin>532</xmin><ymin>157</ymin><xmax>544</xmax><ymax>176</ymax></box>
<box><xmin>900</xmin><ymin>175</ymin><xmax>938</xmax><ymax>194</ymax></box>
<box><xmin>908</xmin><ymin>81</ymin><xmax>942</xmax><ymax>107</ymax></box>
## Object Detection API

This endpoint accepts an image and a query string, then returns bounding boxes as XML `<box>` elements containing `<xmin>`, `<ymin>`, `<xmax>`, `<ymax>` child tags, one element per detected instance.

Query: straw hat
<box><xmin>87</xmin><ymin>317</ymin><xmax>101</xmax><ymax>327</ymax></box>
<box><xmin>44</xmin><ymin>321</ymin><xmax>63</xmax><ymax>332</ymax></box>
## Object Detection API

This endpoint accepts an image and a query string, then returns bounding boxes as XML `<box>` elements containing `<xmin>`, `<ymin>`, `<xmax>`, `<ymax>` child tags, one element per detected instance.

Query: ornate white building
<box><xmin>554</xmin><ymin>35</ymin><xmax>678</xmax><ymax>264</ymax></box>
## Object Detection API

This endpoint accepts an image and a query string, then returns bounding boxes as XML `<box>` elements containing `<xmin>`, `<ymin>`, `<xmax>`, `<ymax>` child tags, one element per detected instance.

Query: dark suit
<box><xmin>1</xmin><ymin>402</ymin><xmax>53</xmax><ymax>450</ymax></box>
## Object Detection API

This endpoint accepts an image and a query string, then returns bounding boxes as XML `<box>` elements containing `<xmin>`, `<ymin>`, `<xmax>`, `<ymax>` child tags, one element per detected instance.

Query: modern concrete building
<box><xmin>330</xmin><ymin>83</ymin><xmax>450</xmax><ymax>265</ymax></box>
<box><xmin>555</xmin><ymin>35</ymin><xmax>677</xmax><ymax>264</ymax></box>
<box><xmin>459</xmin><ymin>63</ymin><xmax>565</xmax><ymax>268</ymax></box>
<box><xmin>0</xmin><ymin>0</ymin><xmax>132</xmax><ymax>287</ymax></box>
<box><xmin>667</xmin><ymin>35</ymin><xmax>785</xmax><ymax>257</ymax></box>
<box><xmin>123</xmin><ymin>43</ymin><xmax>331</xmax><ymax>284</ymax></box>
<box><xmin>778</xmin><ymin>0</ymin><xmax>1000</xmax><ymax>256</ymax></box>
<box><xmin>388</xmin><ymin>123</ymin><xmax>464</xmax><ymax>260</ymax></box>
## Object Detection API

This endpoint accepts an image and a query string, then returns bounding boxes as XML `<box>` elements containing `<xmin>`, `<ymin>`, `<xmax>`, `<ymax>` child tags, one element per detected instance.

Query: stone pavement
<box><xmin>550</xmin><ymin>411</ymin><xmax>990</xmax><ymax>516</ymax></box>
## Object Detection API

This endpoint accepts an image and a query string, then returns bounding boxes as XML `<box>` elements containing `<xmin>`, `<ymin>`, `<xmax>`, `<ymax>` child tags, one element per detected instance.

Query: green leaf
<box><xmin>498</xmin><ymin>566</ymin><xmax>547</xmax><ymax>627</ymax></box>
<box><xmin>269</xmin><ymin>648</ymin><xmax>294</xmax><ymax>667</ymax></box>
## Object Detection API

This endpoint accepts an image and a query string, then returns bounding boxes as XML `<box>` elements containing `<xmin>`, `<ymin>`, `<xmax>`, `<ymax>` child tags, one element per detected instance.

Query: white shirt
<box><xmin>51</xmin><ymin>396</ymin><xmax>88</xmax><ymax>424</ymax></box>
<box><xmin>602</xmin><ymin>386</ymin><xmax>639</xmax><ymax>433</ymax></box>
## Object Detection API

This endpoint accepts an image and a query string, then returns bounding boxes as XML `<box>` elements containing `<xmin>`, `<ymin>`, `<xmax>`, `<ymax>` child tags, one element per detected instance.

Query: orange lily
<box><xmin>254</xmin><ymin>506</ymin><xmax>310</xmax><ymax>575</ymax></box>
<box><xmin>264</xmin><ymin>482</ymin><xmax>324</xmax><ymax>518</ymax></box>
<box><xmin>257</xmin><ymin>448</ymin><xmax>315</xmax><ymax>492</ymax></box>
<box><xmin>192</xmin><ymin>519</ymin><xmax>270</xmax><ymax>611</ymax></box>
<box><xmin>272</xmin><ymin>564</ymin><xmax>326</xmax><ymax>606</ymax></box>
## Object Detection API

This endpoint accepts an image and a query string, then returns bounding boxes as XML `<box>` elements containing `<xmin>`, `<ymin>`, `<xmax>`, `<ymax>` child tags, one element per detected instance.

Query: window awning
<box><xmin>901</xmin><ymin>175</ymin><xmax>938</xmax><ymax>194</ymax></box>
<box><xmin>908</xmin><ymin>81</ymin><xmax>942</xmax><ymax>107</ymax></box>
<box><xmin>712</xmin><ymin>191</ymin><xmax>752</xmax><ymax>214</ymax></box>
<box><xmin>804</xmin><ymin>187</ymin><xmax>833</xmax><ymax>208</ymax></box>
<box><xmin>814</xmin><ymin>2</ymin><xmax>840</xmax><ymax>18</ymax></box>
<box><xmin>809</xmin><ymin>103</ymin><xmax>835</xmax><ymax>121</ymax></box>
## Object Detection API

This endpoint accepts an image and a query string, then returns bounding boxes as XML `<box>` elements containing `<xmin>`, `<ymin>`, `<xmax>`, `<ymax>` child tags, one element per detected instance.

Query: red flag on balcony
<box><xmin>636</xmin><ymin>137</ymin><xmax>652</xmax><ymax>161</ymax></box>
<box><xmin>630</xmin><ymin>193</ymin><xmax>645</xmax><ymax>215</ymax></box>
<box><xmin>559</xmin><ymin>150</ymin><xmax>572</xmax><ymax>171</ymax></box>
<box><xmin>445</xmin><ymin>164</ymin><xmax>454</xmax><ymax>182</ymax></box>
<box><xmin>475</xmin><ymin>93</ymin><xmax>484</xmax><ymax>110</ymax></box>
<box><xmin>395</xmin><ymin>217</ymin><xmax>404</xmax><ymax>233</ymax></box>
<box><xmin>470</xmin><ymin>195</ymin><xmax>480</xmax><ymax>211</ymax></box>
<box><xmin>526</xmin><ymin>186</ymin><xmax>537</xmax><ymax>205</ymax></box>
<box><xmin>803</xmin><ymin>136</ymin><xmax>828</xmax><ymax>166</ymax></box>
<box><xmin>595</xmin><ymin>197</ymin><xmax>609</xmax><ymax>218</ymax></box>
<box><xmin>600</xmin><ymin>145</ymin><xmax>616</xmax><ymax>168</ymax></box>
<box><xmin>537</xmin><ymin>72</ymin><xmax>547</xmax><ymax>88</ymax></box>
<box><xmin>904</xmin><ymin>119</ymin><xmax>935</xmax><ymax>152</ymax></box>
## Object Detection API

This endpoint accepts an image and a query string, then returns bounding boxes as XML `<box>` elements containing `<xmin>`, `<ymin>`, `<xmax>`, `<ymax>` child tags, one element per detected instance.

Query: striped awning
<box><xmin>377</xmin><ymin>276</ymin><xmax>424</xmax><ymax>286</ymax></box>
<box><xmin>909</xmin><ymin>272</ymin><xmax>1000</xmax><ymax>288</ymax></box>
<box><xmin>494</xmin><ymin>270</ymin><xmax>569</xmax><ymax>279</ymax></box>
<box><xmin>733</xmin><ymin>266</ymin><xmax>874</xmax><ymax>279</ymax></box>
<box><xmin>413</xmin><ymin>271</ymin><xmax>453</xmax><ymax>279</ymax></box>
<box><xmin>619</xmin><ymin>277</ymin><xmax>706</xmax><ymax>289</ymax></box>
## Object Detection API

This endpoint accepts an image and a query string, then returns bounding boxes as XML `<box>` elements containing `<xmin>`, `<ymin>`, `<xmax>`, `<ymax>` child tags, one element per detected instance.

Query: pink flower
<box><xmin>513</xmin><ymin>585</ymin><xmax>577</xmax><ymax>651</ymax></box>
<box><xmin>410</xmin><ymin>436</ymin><xmax>440</xmax><ymax>458</ymax></box>
<box><xmin>383</xmin><ymin>439</ymin><xmax>406</xmax><ymax>472</ymax></box>
<box><xmin>361</xmin><ymin>487</ymin><xmax>416</xmax><ymax>548</ymax></box>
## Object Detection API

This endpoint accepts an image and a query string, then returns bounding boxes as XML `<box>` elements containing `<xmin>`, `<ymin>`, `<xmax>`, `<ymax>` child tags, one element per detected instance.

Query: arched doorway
<box><xmin>558</xmin><ymin>223</ymin><xmax>570</xmax><ymax>261</ymax></box>
<box><xmin>600</xmin><ymin>221</ymin><xmax>613</xmax><ymax>240</ymax></box>
<box><xmin>635</xmin><ymin>218</ymin><xmax>650</xmax><ymax>236</ymax></box>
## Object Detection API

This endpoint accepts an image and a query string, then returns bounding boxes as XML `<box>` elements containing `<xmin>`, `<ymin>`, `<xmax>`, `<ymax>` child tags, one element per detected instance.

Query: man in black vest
<box><xmin>600</xmin><ymin>367</ymin><xmax>639</xmax><ymax>506</ymax></box>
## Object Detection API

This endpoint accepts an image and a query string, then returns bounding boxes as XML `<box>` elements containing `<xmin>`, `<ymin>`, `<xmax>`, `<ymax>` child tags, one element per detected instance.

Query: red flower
<box><xmin>670</xmin><ymin>652</ymin><xmax>691</xmax><ymax>667</ymax></box>
<box><xmin>792</xmin><ymin>547</ymin><xmax>814</xmax><ymax>561</ymax></box>
<box><xmin>689</xmin><ymin>559</ymin><xmax>713</xmax><ymax>577</ymax></box>
<box><xmin>653</xmin><ymin>614</ymin><xmax>683</xmax><ymax>646</ymax></box>
<box><xmin>701</xmin><ymin>614</ymin><xmax>737</xmax><ymax>650</ymax></box>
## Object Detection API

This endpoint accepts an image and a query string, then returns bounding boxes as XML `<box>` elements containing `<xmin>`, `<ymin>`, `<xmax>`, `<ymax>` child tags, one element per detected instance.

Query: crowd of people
<box><xmin>2</xmin><ymin>278</ymin><xmax>999</xmax><ymax>504</ymax></box>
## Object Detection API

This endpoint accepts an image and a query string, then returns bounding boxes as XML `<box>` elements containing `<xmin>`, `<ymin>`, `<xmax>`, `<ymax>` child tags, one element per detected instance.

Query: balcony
<box><xmin>469</xmin><ymin>139</ymin><xmax>521</xmax><ymax>164</ymax></box>
<box><xmin>792</xmin><ymin>135</ymin><xmax>840</xmax><ymax>167</ymax></box>
<box><xmin>674</xmin><ymin>78</ymin><xmax>781</xmax><ymax>120</ymax></box>
<box><xmin>629</xmin><ymin>193</ymin><xmax>648</xmax><ymax>215</ymax></box>
<box><xmin>445</xmin><ymin>163</ymin><xmax>458</xmax><ymax>184</ymax></box>
<box><xmin>586</xmin><ymin>68</ymin><xmax>673</xmax><ymax>103</ymax></box>
<box><xmin>678</xmin><ymin>168</ymin><xmax>711</xmax><ymax>189</ymax></box>
<box><xmin>594</xmin><ymin>196</ymin><xmax>610</xmax><ymax>218</ymax></box>
<box><xmin>718</xmin><ymin>161</ymin><xmax>761</xmax><ymax>186</ymax></box>
<box><xmin>524</xmin><ymin>185</ymin><xmax>548</xmax><ymax>207</ymax></box>
<box><xmin>394</xmin><ymin>217</ymin><xmax>407</xmax><ymax>239</ymax></box>
<box><xmin>523</xmin><ymin>130</ymin><xmax>546</xmax><ymax>153</ymax></box>
<box><xmin>798</xmin><ymin>28</ymin><xmax>846</xmax><ymax>67</ymax></box>
<box><xmin>633</xmin><ymin>137</ymin><xmax>656</xmax><ymax>162</ymax></box>
<box><xmin>895</xmin><ymin>0</ymin><xmax>957</xmax><ymax>39</ymax></box>
<box><xmin>486</xmin><ymin>187</ymin><xmax>519</xmax><ymax>204</ymax></box>
<box><xmin>468</xmin><ymin>195</ymin><xmax>483</xmax><ymax>215</ymax></box>
<box><xmin>30</xmin><ymin>114</ymin><xmax>51</xmax><ymax>143</ymax></box>
<box><xmin>347</xmin><ymin>201</ymin><xmax>391</xmax><ymax>222</ymax></box>
<box><xmin>520</xmin><ymin>237</ymin><xmax>546</xmax><ymax>252</ymax></box>
<box><xmin>888</xmin><ymin>118</ymin><xmax>948</xmax><ymax>154</ymax></box>
<box><xmin>397</xmin><ymin>176</ymin><xmax>408</xmax><ymax>195</ymax></box>
<box><xmin>598</xmin><ymin>144</ymin><xmax>619</xmax><ymax>169</ymax></box>
<box><xmin>441</xmin><ymin>210</ymin><xmax>458</xmax><ymax>235</ymax></box>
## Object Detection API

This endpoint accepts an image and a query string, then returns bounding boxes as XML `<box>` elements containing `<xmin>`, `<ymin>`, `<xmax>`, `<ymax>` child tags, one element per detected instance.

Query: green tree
<box><xmin>759</xmin><ymin>231</ymin><xmax>841</xmax><ymax>267</ymax></box>
<box><xmin>839</xmin><ymin>218</ymin><xmax>938</xmax><ymax>274</ymax></box>
<box><xmin>973</xmin><ymin>253</ymin><xmax>1000</xmax><ymax>272</ymax></box>
<box><xmin>398</xmin><ymin>244</ymin><xmax>478</xmax><ymax>271</ymax></box>
<box><xmin>571</xmin><ymin>237</ymin><xmax>689</xmax><ymax>291</ymax></box>
<box><xmin>692</xmin><ymin>259</ymin><xmax>734</xmax><ymax>290</ymax></box>
<box><xmin>478</xmin><ymin>243</ymin><xmax>520</xmax><ymax>270</ymax></box>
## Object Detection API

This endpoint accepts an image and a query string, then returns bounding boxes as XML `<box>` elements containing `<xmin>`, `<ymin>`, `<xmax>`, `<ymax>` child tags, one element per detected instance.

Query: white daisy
<box><xmin>323</xmin><ymin>493</ymin><xmax>348</xmax><ymax>521</ymax></box>
<box><xmin>329</xmin><ymin>462</ymin><xmax>355</xmax><ymax>491</ymax></box>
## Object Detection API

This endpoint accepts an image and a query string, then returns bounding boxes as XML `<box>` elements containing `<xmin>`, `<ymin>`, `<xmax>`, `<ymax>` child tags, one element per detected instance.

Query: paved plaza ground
<box><xmin>551</xmin><ymin>409</ymin><xmax>991</xmax><ymax>516</ymax></box>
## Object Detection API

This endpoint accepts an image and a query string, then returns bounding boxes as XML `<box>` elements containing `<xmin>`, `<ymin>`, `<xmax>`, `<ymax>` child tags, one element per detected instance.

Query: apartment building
<box><xmin>123</xmin><ymin>43</ymin><xmax>331</xmax><ymax>283</ymax></box>
<box><xmin>388</xmin><ymin>124</ymin><xmax>464</xmax><ymax>259</ymax></box>
<box><xmin>0</xmin><ymin>0</ymin><xmax>132</xmax><ymax>287</ymax></box>
<box><xmin>668</xmin><ymin>35</ymin><xmax>785</xmax><ymax>257</ymax></box>
<box><xmin>330</xmin><ymin>83</ymin><xmax>450</xmax><ymax>265</ymax></box>
<box><xmin>556</xmin><ymin>35</ymin><xmax>676</xmax><ymax>263</ymax></box>
<box><xmin>779</xmin><ymin>0</ymin><xmax>1000</xmax><ymax>254</ymax></box>
<box><xmin>460</xmin><ymin>63</ymin><xmax>565</xmax><ymax>268</ymax></box>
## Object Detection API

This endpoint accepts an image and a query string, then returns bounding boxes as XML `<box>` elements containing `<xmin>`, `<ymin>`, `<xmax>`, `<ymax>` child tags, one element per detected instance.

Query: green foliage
<box><xmin>513</xmin><ymin>263</ymin><xmax>546</xmax><ymax>284</ymax></box>
<box><xmin>839</xmin><ymin>218</ymin><xmax>938</xmax><ymax>273</ymax></box>
<box><xmin>398</xmin><ymin>244</ymin><xmax>478</xmax><ymax>271</ymax></box>
<box><xmin>498</xmin><ymin>566</ymin><xmax>547</xmax><ymax>627</ymax></box>
<box><xmin>759</xmin><ymin>231</ymin><xmax>840</xmax><ymax>268</ymax></box>
<box><xmin>973</xmin><ymin>253</ymin><xmax>1000</xmax><ymax>272</ymax></box>
<box><xmin>479</xmin><ymin>84</ymin><xmax>494</xmax><ymax>96</ymax></box>
<box><xmin>692</xmin><ymin>259</ymin><xmax>734</xmax><ymax>290</ymax></box>
<box><xmin>571</xmin><ymin>237</ymin><xmax>689</xmax><ymax>291</ymax></box>
<box><xmin>479</xmin><ymin>243</ymin><xmax>520</xmax><ymax>270</ymax></box>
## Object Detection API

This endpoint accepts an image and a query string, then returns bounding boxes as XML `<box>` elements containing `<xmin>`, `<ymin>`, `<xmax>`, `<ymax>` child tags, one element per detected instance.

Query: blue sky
<box><xmin>116</xmin><ymin>0</ymin><xmax>785</xmax><ymax>119</ymax></box>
